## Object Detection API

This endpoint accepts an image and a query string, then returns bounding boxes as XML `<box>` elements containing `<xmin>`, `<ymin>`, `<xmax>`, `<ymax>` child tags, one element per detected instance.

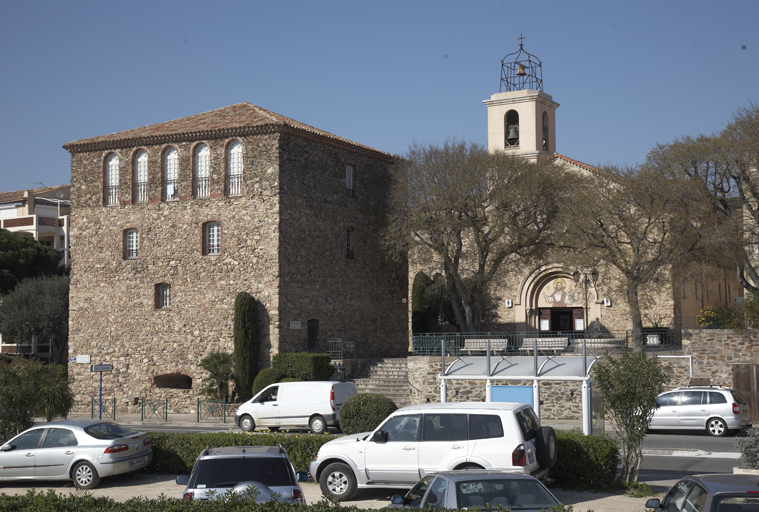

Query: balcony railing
<box><xmin>411</xmin><ymin>330</ymin><xmax>679</xmax><ymax>358</ymax></box>
<box><xmin>195</xmin><ymin>177</ymin><xmax>210</xmax><ymax>199</ymax></box>
<box><xmin>133</xmin><ymin>182</ymin><xmax>148</xmax><ymax>203</ymax></box>
<box><xmin>227</xmin><ymin>174</ymin><xmax>242</xmax><ymax>197</ymax></box>
<box><xmin>105</xmin><ymin>185</ymin><xmax>119</xmax><ymax>206</ymax></box>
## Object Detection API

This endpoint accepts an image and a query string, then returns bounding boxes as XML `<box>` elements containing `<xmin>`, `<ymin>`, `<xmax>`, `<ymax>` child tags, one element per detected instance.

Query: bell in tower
<box><xmin>483</xmin><ymin>35</ymin><xmax>559</xmax><ymax>160</ymax></box>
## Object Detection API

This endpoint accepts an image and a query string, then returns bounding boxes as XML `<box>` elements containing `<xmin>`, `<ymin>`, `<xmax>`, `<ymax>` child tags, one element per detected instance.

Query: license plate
<box><xmin>129</xmin><ymin>457</ymin><xmax>145</xmax><ymax>467</ymax></box>
<box><xmin>528</xmin><ymin>451</ymin><xmax>535</xmax><ymax>465</ymax></box>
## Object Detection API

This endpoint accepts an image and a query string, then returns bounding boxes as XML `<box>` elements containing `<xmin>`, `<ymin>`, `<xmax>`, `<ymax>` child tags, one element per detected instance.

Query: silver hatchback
<box><xmin>176</xmin><ymin>445</ymin><xmax>308</xmax><ymax>503</ymax></box>
<box><xmin>0</xmin><ymin>419</ymin><xmax>153</xmax><ymax>488</ymax></box>
<box><xmin>649</xmin><ymin>386</ymin><xmax>751</xmax><ymax>436</ymax></box>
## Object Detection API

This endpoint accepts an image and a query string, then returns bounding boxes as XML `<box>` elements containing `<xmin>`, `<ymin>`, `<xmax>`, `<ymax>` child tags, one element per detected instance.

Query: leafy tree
<box><xmin>383</xmin><ymin>139</ymin><xmax>565</xmax><ymax>332</ymax></box>
<box><xmin>0</xmin><ymin>359</ymin><xmax>74</xmax><ymax>441</ymax></box>
<box><xmin>560</xmin><ymin>165</ymin><xmax>710</xmax><ymax>336</ymax></box>
<box><xmin>0</xmin><ymin>275</ymin><xmax>69</xmax><ymax>363</ymax></box>
<box><xmin>0</xmin><ymin>229</ymin><xmax>63</xmax><ymax>295</ymax></box>
<box><xmin>199</xmin><ymin>352</ymin><xmax>234</xmax><ymax>401</ymax></box>
<box><xmin>232</xmin><ymin>292</ymin><xmax>259</xmax><ymax>402</ymax></box>
<box><xmin>592</xmin><ymin>350</ymin><xmax>665</xmax><ymax>484</ymax></box>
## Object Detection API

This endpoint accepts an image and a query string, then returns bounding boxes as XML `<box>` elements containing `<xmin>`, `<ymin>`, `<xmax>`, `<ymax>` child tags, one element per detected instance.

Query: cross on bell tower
<box><xmin>483</xmin><ymin>36</ymin><xmax>559</xmax><ymax>160</ymax></box>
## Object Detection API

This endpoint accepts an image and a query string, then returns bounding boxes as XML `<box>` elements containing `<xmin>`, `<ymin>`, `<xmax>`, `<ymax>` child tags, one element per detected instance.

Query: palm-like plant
<box><xmin>199</xmin><ymin>352</ymin><xmax>234</xmax><ymax>401</ymax></box>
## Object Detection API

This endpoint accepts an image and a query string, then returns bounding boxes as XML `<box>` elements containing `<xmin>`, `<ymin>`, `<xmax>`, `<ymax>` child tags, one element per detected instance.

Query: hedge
<box><xmin>547</xmin><ymin>429</ymin><xmax>620</xmax><ymax>487</ymax></box>
<box><xmin>272</xmin><ymin>352</ymin><xmax>333</xmax><ymax>381</ymax></box>
<box><xmin>145</xmin><ymin>431</ymin><xmax>335</xmax><ymax>474</ymax></box>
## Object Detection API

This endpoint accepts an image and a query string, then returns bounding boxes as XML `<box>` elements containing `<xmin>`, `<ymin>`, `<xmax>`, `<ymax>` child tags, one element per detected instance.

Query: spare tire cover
<box><xmin>535</xmin><ymin>426</ymin><xmax>558</xmax><ymax>469</ymax></box>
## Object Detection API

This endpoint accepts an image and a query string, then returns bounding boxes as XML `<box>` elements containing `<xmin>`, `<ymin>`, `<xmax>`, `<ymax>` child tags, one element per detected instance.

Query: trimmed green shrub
<box><xmin>548</xmin><ymin>429</ymin><xmax>619</xmax><ymax>487</ymax></box>
<box><xmin>233</xmin><ymin>292</ymin><xmax>259</xmax><ymax>403</ymax></box>
<box><xmin>279</xmin><ymin>377</ymin><xmax>299</xmax><ymax>383</ymax></box>
<box><xmin>250</xmin><ymin>368</ymin><xmax>283</xmax><ymax>396</ymax></box>
<box><xmin>737</xmin><ymin>427</ymin><xmax>759</xmax><ymax>469</ymax></box>
<box><xmin>272</xmin><ymin>352</ymin><xmax>333</xmax><ymax>381</ymax></box>
<box><xmin>339</xmin><ymin>393</ymin><xmax>397</xmax><ymax>435</ymax></box>
<box><xmin>145</xmin><ymin>431</ymin><xmax>335</xmax><ymax>474</ymax></box>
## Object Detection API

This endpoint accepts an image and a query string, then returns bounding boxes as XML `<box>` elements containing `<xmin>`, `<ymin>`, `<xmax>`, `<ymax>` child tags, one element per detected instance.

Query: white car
<box><xmin>309</xmin><ymin>402</ymin><xmax>557</xmax><ymax>501</ymax></box>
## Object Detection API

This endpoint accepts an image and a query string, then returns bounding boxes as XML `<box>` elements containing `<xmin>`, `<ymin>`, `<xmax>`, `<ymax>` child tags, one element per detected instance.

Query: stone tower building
<box><xmin>63</xmin><ymin>103</ymin><xmax>408</xmax><ymax>410</ymax></box>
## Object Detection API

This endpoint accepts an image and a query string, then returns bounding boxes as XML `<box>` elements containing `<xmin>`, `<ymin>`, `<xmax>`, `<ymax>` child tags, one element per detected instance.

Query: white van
<box><xmin>234</xmin><ymin>381</ymin><xmax>357</xmax><ymax>434</ymax></box>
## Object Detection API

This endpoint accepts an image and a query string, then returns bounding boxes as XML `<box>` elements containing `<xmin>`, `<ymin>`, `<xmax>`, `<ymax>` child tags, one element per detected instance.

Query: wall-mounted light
<box><xmin>604</xmin><ymin>298</ymin><xmax>612</xmax><ymax>307</ymax></box>
<box><xmin>506</xmin><ymin>299</ymin><xmax>513</xmax><ymax>308</ymax></box>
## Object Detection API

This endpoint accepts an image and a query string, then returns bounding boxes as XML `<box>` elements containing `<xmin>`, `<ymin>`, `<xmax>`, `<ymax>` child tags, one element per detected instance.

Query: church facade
<box><xmin>63</xmin><ymin>103</ymin><xmax>408</xmax><ymax>410</ymax></box>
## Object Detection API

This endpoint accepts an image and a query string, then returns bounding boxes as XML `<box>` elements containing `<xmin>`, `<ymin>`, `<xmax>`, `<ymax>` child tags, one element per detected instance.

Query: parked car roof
<box><xmin>394</xmin><ymin>402</ymin><xmax>528</xmax><ymax>413</ymax></box>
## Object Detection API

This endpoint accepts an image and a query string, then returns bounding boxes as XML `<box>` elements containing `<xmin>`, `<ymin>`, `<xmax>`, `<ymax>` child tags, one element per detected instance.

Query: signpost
<box><xmin>90</xmin><ymin>364</ymin><xmax>114</xmax><ymax>420</ymax></box>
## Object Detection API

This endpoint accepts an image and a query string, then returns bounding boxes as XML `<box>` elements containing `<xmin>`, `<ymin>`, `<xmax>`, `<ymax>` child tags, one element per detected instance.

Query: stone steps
<box><xmin>352</xmin><ymin>358</ymin><xmax>411</xmax><ymax>408</ymax></box>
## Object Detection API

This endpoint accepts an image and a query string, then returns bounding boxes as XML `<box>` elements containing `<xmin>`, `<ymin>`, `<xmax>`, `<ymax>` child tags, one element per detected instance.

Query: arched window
<box><xmin>105</xmin><ymin>153</ymin><xmax>119</xmax><ymax>205</ymax></box>
<box><xmin>505</xmin><ymin>110</ymin><xmax>519</xmax><ymax>147</ymax></box>
<box><xmin>163</xmin><ymin>147</ymin><xmax>179</xmax><ymax>201</ymax></box>
<box><xmin>133</xmin><ymin>150</ymin><xmax>148</xmax><ymax>203</ymax></box>
<box><xmin>194</xmin><ymin>143</ymin><xmax>210</xmax><ymax>199</ymax></box>
<box><xmin>124</xmin><ymin>228</ymin><xmax>139</xmax><ymax>259</ymax></box>
<box><xmin>542</xmin><ymin>112</ymin><xmax>549</xmax><ymax>151</ymax></box>
<box><xmin>226</xmin><ymin>141</ymin><xmax>243</xmax><ymax>197</ymax></box>
<box><xmin>203</xmin><ymin>221</ymin><xmax>221</xmax><ymax>255</ymax></box>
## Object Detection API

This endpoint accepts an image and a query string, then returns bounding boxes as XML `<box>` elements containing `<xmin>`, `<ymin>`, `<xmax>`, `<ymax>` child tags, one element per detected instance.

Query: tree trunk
<box><xmin>626</xmin><ymin>283</ymin><xmax>645</xmax><ymax>345</ymax></box>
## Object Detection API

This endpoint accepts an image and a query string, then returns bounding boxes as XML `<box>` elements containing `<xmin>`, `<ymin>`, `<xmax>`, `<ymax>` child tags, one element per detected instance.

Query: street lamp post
<box><xmin>573</xmin><ymin>269</ymin><xmax>599</xmax><ymax>331</ymax></box>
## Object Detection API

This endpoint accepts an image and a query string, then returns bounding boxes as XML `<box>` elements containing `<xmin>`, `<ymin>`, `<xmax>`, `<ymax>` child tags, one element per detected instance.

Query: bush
<box><xmin>145</xmin><ymin>431</ymin><xmax>335</xmax><ymax>474</ymax></box>
<box><xmin>250</xmin><ymin>368</ymin><xmax>283</xmax><ymax>396</ymax></box>
<box><xmin>339</xmin><ymin>393</ymin><xmax>397</xmax><ymax>435</ymax></box>
<box><xmin>272</xmin><ymin>352</ymin><xmax>334</xmax><ymax>381</ymax></box>
<box><xmin>233</xmin><ymin>292</ymin><xmax>259</xmax><ymax>403</ymax></box>
<box><xmin>737</xmin><ymin>427</ymin><xmax>759</xmax><ymax>469</ymax></box>
<box><xmin>548</xmin><ymin>429</ymin><xmax>619</xmax><ymax>488</ymax></box>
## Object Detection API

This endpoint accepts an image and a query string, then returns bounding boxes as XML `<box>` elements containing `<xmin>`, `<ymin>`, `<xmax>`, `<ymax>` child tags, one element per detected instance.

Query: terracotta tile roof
<box><xmin>0</xmin><ymin>185</ymin><xmax>69</xmax><ymax>205</ymax></box>
<box><xmin>63</xmin><ymin>102</ymin><xmax>396</xmax><ymax>162</ymax></box>
<box><xmin>550</xmin><ymin>153</ymin><xmax>620</xmax><ymax>182</ymax></box>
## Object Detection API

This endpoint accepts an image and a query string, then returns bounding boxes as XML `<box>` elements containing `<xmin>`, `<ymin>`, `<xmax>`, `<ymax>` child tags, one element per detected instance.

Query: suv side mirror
<box><xmin>391</xmin><ymin>494</ymin><xmax>405</xmax><ymax>505</ymax></box>
<box><xmin>176</xmin><ymin>475</ymin><xmax>190</xmax><ymax>486</ymax></box>
<box><xmin>645</xmin><ymin>498</ymin><xmax>661</xmax><ymax>509</ymax></box>
<box><xmin>296</xmin><ymin>471</ymin><xmax>308</xmax><ymax>482</ymax></box>
<box><xmin>372</xmin><ymin>431</ymin><xmax>388</xmax><ymax>443</ymax></box>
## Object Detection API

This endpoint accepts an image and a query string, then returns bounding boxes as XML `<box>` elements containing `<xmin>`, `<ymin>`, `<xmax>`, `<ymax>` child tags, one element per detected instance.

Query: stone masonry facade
<box><xmin>64</xmin><ymin>104</ymin><xmax>408</xmax><ymax>413</ymax></box>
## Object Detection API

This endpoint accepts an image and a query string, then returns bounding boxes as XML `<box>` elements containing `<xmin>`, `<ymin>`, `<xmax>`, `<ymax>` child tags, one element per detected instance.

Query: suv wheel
<box><xmin>319</xmin><ymin>462</ymin><xmax>357</xmax><ymax>501</ymax></box>
<box><xmin>239</xmin><ymin>415</ymin><xmax>255</xmax><ymax>432</ymax></box>
<box><xmin>707</xmin><ymin>417</ymin><xmax>727</xmax><ymax>437</ymax></box>
<box><xmin>535</xmin><ymin>426</ymin><xmax>558</xmax><ymax>468</ymax></box>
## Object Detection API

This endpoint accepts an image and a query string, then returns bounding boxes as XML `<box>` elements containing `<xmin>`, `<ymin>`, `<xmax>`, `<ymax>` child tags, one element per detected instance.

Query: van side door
<box><xmin>255</xmin><ymin>384</ymin><xmax>280</xmax><ymax>428</ymax></box>
<box><xmin>417</xmin><ymin>413</ymin><xmax>468</xmax><ymax>476</ymax></box>
<box><xmin>678</xmin><ymin>390</ymin><xmax>707</xmax><ymax>428</ymax></box>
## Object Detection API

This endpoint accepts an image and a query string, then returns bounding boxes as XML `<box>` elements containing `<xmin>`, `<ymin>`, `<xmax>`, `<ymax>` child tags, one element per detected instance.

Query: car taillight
<box><xmin>512</xmin><ymin>444</ymin><xmax>526</xmax><ymax>466</ymax></box>
<box><xmin>143</xmin><ymin>438</ymin><xmax>152</xmax><ymax>446</ymax></box>
<box><xmin>293</xmin><ymin>488</ymin><xmax>304</xmax><ymax>503</ymax></box>
<box><xmin>330</xmin><ymin>387</ymin><xmax>335</xmax><ymax>412</ymax></box>
<box><xmin>734</xmin><ymin>403</ymin><xmax>740</xmax><ymax>414</ymax></box>
<box><xmin>104</xmin><ymin>444</ymin><xmax>129</xmax><ymax>454</ymax></box>
<box><xmin>182</xmin><ymin>491</ymin><xmax>194</xmax><ymax>501</ymax></box>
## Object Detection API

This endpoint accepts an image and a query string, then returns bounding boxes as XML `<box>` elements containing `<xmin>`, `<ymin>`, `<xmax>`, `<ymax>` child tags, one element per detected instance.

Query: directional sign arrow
<box><xmin>90</xmin><ymin>364</ymin><xmax>114</xmax><ymax>372</ymax></box>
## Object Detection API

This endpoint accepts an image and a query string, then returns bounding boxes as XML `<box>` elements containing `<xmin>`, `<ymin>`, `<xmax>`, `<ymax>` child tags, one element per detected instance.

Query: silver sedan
<box><xmin>0</xmin><ymin>419</ymin><xmax>153</xmax><ymax>489</ymax></box>
<box><xmin>390</xmin><ymin>470</ymin><xmax>561</xmax><ymax>511</ymax></box>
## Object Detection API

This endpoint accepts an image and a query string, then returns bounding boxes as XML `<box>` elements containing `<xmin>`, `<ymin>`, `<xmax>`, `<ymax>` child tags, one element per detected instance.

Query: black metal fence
<box><xmin>90</xmin><ymin>397</ymin><xmax>116</xmax><ymax>420</ymax></box>
<box><xmin>141</xmin><ymin>398</ymin><xmax>168</xmax><ymax>421</ymax></box>
<box><xmin>411</xmin><ymin>329</ymin><xmax>679</xmax><ymax>358</ymax></box>
<box><xmin>197</xmin><ymin>399</ymin><xmax>226</xmax><ymax>422</ymax></box>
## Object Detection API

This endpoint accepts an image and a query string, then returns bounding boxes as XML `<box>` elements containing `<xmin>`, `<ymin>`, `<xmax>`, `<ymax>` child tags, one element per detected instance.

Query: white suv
<box><xmin>649</xmin><ymin>386</ymin><xmax>752</xmax><ymax>436</ymax></box>
<box><xmin>309</xmin><ymin>402</ymin><xmax>557</xmax><ymax>501</ymax></box>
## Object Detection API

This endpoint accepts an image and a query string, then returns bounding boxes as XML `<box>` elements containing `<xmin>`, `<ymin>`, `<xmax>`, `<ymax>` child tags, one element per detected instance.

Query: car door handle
<box><xmin>25</xmin><ymin>453</ymin><xmax>34</xmax><ymax>457</ymax></box>
<box><xmin>403</xmin><ymin>446</ymin><xmax>416</xmax><ymax>451</ymax></box>
<box><xmin>452</xmin><ymin>445</ymin><xmax>464</xmax><ymax>449</ymax></box>
<box><xmin>65</xmin><ymin>450</ymin><xmax>75</xmax><ymax>455</ymax></box>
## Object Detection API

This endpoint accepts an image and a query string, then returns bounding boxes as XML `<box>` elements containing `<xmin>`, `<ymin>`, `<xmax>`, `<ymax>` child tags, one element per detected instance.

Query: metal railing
<box><xmin>197</xmin><ymin>398</ymin><xmax>226</xmax><ymax>422</ymax></box>
<box><xmin>326</xmin><ymin>338</ymin><xmax>343</xmax><ymax>360</ymax></box>
<box><xmin>195</xmin><ymin>177</ymin><xmax>210</xmax><ymax>199</ymax></box>
<box><xmin>91</xmin><ymin>397</ymin><xmax>116</xmax><ymax>420</ymax></box>
<box><xmin>133</xmin><ymin>182</ymin><xmax>148</xmax><ymax>203</ymax></box>
<box><xmin>227</xmin><ymin>174</ymin><xmax>242</xmax><ymax>196</ymax></box>
<box><xmin>141</xmin><ymin>398</ymin><xmax>168</xmax><ymax>421</ymax></box>
<box><xmin>412</xmin><ymin>330</ymin><xmax>680</xmax><ymax>358</ymax></box>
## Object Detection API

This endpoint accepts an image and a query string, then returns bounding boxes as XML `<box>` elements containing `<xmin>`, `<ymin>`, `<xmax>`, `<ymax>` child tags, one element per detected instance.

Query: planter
<box><xmin>733</xmin><ymin>467</ymin><xmax>759</xmax><ymax>475</ymax></box>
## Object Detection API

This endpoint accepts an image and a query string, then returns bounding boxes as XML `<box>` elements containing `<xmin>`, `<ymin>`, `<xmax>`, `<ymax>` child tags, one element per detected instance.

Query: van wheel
<box><xmin>319</xmin><ymin>462</ymin><xmax>357</xmax><ymax>501</ymax></box>
<box><xmin>310</xmin><ymin>415</ymin><xmax>326</xmax><ymax>434</ymax></box>
<box><xmin>239</xmin><ymin>415</ymin><xmax>255</xmax><ymax>432</ymax></box>
<box><xmin>535</xmin><ymin>426</ymin><xmax>558</xmax><ymax>469</ymax></box>
<box><xmin>707</xmin><ymin>417</ymin><xmax>727</xmax><ymax>437</ymax></box>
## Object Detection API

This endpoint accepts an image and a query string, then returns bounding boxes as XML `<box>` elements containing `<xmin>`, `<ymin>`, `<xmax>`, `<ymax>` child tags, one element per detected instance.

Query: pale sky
<box><xmin>1</xmin><ymin>0</ymin><xmax>757</xmax><ymax>192</ymax></box>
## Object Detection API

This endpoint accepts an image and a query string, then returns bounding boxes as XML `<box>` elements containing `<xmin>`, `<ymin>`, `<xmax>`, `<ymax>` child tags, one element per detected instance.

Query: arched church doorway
<box><xmin>532</xmin><ymin>274</ymin><xmax>591</xmax><ymax>333</ymax></box>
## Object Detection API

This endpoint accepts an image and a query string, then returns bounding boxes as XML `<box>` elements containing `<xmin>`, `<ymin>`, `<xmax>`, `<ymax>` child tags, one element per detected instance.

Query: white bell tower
<box><xmin>483</xmin><ymin>37</ymin><xmax>559</xmax><ymax>160</ymax></box>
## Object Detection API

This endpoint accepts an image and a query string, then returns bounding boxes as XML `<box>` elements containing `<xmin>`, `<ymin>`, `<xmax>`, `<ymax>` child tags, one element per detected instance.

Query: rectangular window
<box><xmin>346</xmin><ymin>228</ymin><xmax>354</xmax><ymax>259</ymax></box>
<box><xmin>345</xmin><ymin>164</ymin><xmax>356</xmax><ymax>197</ymax></box>
<box><xmin>125</xmin><ymin>229</ymin><xmax>139</xmax><ymax>259</ymax></box>
<box><xmin>156</xmin><ymin>283</ymin><xmax>171</xmax><ymax>309</ymax></box>
<box><xmin>204</xmin><ymin>222</ymin><xmax>221</xmax><ymax>255</ymax></box>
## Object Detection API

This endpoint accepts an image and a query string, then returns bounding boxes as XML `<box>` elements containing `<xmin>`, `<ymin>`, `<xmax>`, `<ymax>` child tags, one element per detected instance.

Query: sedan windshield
<box><xmin>456</xmin><ymin>478</ymin><xmax>558</xmax><ymax>510</ymax></box>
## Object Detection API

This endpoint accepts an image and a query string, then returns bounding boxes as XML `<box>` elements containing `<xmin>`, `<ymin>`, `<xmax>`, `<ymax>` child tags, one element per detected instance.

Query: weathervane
<box><xmin>500</xmin><ymin>34</ymin><xmax>544</xmax><ymax>92</ymax></box>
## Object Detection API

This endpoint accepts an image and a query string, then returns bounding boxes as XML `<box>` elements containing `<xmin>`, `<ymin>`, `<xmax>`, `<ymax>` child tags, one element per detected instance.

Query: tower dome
<box><xmin>500</xmin><ymin>35</ymin><xmax>544</xmax><ymax>92</ymax></box>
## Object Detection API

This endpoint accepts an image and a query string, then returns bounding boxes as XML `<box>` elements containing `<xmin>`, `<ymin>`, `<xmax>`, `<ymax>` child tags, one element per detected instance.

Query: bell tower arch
<box><xmin>484</xmin><ymin>36</ymin><xmax>559</xmax><ymax>160</ymax></box>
